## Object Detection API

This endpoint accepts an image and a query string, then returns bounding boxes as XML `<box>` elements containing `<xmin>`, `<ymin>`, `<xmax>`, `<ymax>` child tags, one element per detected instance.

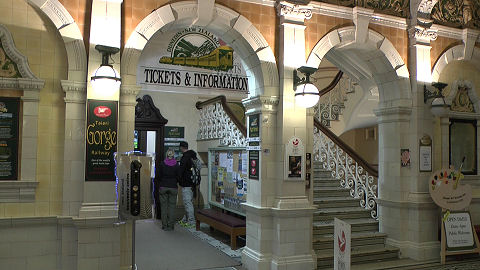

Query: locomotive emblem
<box><xmin>159</xmin><ymin>28</ymin><xmax>234</xmax><ymax>72</ymax></box>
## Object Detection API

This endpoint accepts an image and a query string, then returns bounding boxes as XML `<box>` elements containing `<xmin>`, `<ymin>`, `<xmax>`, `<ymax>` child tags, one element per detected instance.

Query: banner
<box><xmin>138</xmin><ymin>27</ymin><xmax>249</xmax><ymax>93</ymax></box>
<box><xmin>85</xmin><ymin>100</ymin><xmax>118</xmax><ymax>181</ymax></box>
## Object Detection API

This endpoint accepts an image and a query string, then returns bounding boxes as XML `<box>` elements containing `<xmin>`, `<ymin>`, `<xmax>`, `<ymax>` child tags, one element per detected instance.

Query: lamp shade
<box><xmin>91</xmin><ymin>65</ymin><xmax>121</xmax><ymax>92</ymax></box>
<box><xmin>295</xmin><ymin>83</ymin><xmax>319</xmax><ymax>108</ymax></box>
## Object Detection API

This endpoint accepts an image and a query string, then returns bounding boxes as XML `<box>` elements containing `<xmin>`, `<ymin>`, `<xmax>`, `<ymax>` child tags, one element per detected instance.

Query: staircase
<box><xmin>313</xmin><ymin>162</ymin><xmax>399</xmax><ymax>269</ymax></box>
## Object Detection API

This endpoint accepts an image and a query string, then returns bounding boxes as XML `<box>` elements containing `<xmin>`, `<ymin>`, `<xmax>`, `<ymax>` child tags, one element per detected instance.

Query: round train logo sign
<box><xmin>140</xmin><ymin>27</ymin><xmax>248</xmax><ymax>92</ymax></box>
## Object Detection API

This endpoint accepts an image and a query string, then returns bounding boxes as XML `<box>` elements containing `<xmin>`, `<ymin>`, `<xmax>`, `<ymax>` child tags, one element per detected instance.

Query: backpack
<box><xmin>190</xmin><ymin>157</ymin><xmax>202</xmax><ymax>186</ymax></box>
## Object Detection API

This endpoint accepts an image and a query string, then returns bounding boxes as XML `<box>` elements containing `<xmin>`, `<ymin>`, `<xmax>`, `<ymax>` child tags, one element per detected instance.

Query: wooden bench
<box><xmin>195</xmin><ymin>208</ymin><xmax>246</xmax><ymax>250</ymax></box>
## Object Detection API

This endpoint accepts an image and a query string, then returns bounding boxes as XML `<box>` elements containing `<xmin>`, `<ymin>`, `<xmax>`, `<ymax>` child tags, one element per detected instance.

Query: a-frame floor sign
<box><xmin>441</xmin><ymin>210</ymin><xmax>480</xmax><ymax>264</ymax></box>
<box><xmin>429</xmin><ymin>165</ymin><xmax>480</xmax><ymax>264</ymax></box>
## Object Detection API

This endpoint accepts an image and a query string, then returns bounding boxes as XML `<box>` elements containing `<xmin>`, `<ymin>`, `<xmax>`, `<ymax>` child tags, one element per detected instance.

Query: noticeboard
<box><xmin>0</xmin><ymin>98</ymin><xmax>19</xmax><ymax>180</ymax></box>
<box><xmin>209</xmin><ymin>148</ymin><xmax>248</xmax><ymax>216</ymax></box>
<box><xmin>85</xmin><ymin>100</ymin><xmax>118</xmax><ymax>181</ymax></box>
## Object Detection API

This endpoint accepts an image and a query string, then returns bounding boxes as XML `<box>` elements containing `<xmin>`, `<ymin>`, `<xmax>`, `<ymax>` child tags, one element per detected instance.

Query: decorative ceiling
<box><xmin>314</xmin><ymin>0</ymin><xmax>409</xmax><ymax>18</ymax></box>
<box><xmin>432</xmin><ymin>0</ymin><xmax>480</xmax><ymax>29</ymax></box>
<box><xmin>313</xmin><ymin>0</ymin><xmax>480</xmax><ymax>29</ymax></box>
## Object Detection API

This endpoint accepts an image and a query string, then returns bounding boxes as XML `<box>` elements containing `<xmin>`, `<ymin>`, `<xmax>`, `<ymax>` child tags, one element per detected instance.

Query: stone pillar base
<box><xmin>242</xmin><ymin>247</ymin><xmax>273</xmax><ymax>270</ymax></box>
<box><xmin>271</xmin><ymin>253</ymin><xmax>316</xmax><ymax>270</ymax></box>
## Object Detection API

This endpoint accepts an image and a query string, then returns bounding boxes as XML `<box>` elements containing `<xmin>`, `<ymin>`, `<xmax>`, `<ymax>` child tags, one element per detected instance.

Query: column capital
<box><xmin>410</xmin><ymin>26</ymin><xmax>438</xmax><ymax>44</ymax></box>
<box><xmin>61</xmin><ymin>80</ymin><xmax>86</xmax><ymax>104</ymax></box>
<box><xmin>120</xmin><ymin>84</ymin><xmax>141</xmax><ymax>106</ymax></box>
<box><xmin>374</xmin><ymin>106</ymin><xmax>412</xmax><ymax>123</ymax></box>
<box><xmin>276</xmin><ymin>1</ymin><xmax>312</xmax><ymax>23</ymax></box>
<box><xmin>242</xmin><ymin>95</ymin><xmax>280</xmax><ymax>114</ymax></box>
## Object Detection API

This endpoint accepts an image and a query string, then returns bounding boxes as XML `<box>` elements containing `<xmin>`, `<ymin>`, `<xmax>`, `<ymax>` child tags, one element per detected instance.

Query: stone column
<box><xmin>374</xmin><ymin>14</ymin><xmax>442</xmax><ymax>261</ymax></box>
<box><xmin>242</xmin><ymin>2</ymin><xmax>316</xmax><ymax>270</ymax></box>
<box><xmin>61</xmin><ymin>80</ymin><xmax>87</xmax><ymax>216</ymax></box>
<box><xmin>118</xmin><ymin>84</ymin><xmax>140</xmax><ymax>153</ymax></box>
<box><xmin>242</xmin><ymin>95</ymin><xmax>279</xmax><ymax>270</ymax></box>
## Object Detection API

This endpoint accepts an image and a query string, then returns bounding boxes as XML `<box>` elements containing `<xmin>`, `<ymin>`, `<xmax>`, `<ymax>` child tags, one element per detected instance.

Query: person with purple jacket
<box><xmin>156</xmin><ymin>148</ymin><xmax>179</xmax><ymax>231</ymax></box>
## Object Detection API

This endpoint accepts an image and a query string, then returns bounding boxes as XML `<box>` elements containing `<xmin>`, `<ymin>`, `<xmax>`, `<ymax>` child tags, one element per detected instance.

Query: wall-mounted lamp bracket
<box><xmin>293</xmin><ymin>66</ymin><xmax>318</xmax><ymax>88</ymax></box>
<box><xmin>424</xmin><ymin>82</ymin><xmax>448</xmax><ymax>103</ymax></box>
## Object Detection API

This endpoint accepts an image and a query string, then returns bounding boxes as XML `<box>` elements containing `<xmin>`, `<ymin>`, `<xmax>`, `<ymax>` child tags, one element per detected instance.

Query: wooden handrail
<box><xmin>319</xmin><ymin>71</ymin><xmax>344</xmax><ymax>96</ymax></box>
<box><xmin>314</xmin><ymin>118</ymin><xmax>378</xmax><ymax>178</ymax></box>
<box><xmin>196</xmin><ymin>95</ymin><xmax>247</xmax><ymax>137</ymax></box>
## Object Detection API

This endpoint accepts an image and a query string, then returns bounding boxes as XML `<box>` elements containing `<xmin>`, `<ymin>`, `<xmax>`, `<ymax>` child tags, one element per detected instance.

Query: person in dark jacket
<box><xmin>157</xmin><ymin>148</ymin><xmax>179</xmax><ymax>230</ymax></box>
<box><xmin>178</xmin><ymin>141</ymin><xmax>197</xmax><ymax>227</ymax></box>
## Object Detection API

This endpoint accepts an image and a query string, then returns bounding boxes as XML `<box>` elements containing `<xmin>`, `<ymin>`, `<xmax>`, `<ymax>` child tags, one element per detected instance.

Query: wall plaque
<box><xmin>285</xmin><ymin>137</ymin><xmax>305</xmax><ymax>180</ymax></box>
<box><xmin>0</xmin><ymin>98</ymin><xmax>19</xmax><ymax>180</ymax></box>
<box><xmin>85</xmin><ymin>100</ymin><xmax>118</xmax><ymax>181</ymax></box>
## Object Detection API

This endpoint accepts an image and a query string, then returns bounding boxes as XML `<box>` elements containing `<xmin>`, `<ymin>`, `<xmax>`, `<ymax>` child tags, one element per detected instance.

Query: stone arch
<box><xmin>27</xmin><ymin>0</ymin><xmax>87</xmax><ymax>81</ymax></box>
<box><xmin>306</xmin><ymin>26</ymin><xmax>411</xmax><ymax>105</ymax></box>
<box><xmin>121</xmin><ymin>1</ymin><xmax>279</xmax><ymax>97</ymax></box>
<box><xmin>432</xmin><ymin>45</ymin><xmax>480</xmax><ymax>82</ymax></box>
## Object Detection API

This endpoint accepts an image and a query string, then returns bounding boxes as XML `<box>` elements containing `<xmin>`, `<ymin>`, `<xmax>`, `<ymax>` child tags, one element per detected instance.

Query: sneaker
<box><xmin>183</xmin><ymin>223</ymin><xmax>195</xmax><ymax>229</ymax></box>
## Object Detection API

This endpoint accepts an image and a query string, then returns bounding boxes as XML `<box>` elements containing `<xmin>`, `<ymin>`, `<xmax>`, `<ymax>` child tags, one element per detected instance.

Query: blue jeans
<box><xmin>181</xmin><ymin>187</ymin><xmax>195</xmax><ymax>225</ymax></box>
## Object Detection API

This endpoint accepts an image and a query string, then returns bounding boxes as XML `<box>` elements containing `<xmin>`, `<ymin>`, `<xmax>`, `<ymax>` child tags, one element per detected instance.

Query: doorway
<box><xmin>135</xmin><ymin>94</ymin><xmax>168</xmax><ymax>219</ymax></box>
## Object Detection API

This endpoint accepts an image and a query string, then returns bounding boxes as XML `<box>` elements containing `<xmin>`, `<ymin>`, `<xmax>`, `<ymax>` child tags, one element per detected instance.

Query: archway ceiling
<box><xmin>322</xmin><ymin>45</ymin><xmax>382</xmax><ymax>133</ymax></box>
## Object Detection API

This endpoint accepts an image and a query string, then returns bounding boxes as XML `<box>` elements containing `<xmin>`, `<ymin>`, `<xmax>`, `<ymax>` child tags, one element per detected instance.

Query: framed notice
<box><xmin>334</xmin><ymin>218</ymin><xmax>351</xmax><ymax>270</ymax></box>
<box><xmin>85</xmin><ymin>100</ymin><xmax>118</xmax><ymax>181</ymax></box>
<box><xmin>419</xmin><ymin>135</ymin><xmax>432</xmax><ymax>172</ymax></box>
<box><xmin>0</xmin><ymin>98</ymin><xmax>19</xmax><ymax>180</ymax></box>
<box><xmin>285</xmin><ymin>137</ymin><xmax>305</xmax><ymax>180</ymax></box>
<box><xmin>249</xmin><ymin>149</ymin><xmax>259</xmax><ymax>180</ymax></box>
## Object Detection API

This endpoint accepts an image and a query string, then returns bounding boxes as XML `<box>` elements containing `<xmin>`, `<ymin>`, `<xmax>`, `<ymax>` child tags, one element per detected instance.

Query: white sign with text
<box><xmin>444</xmin><ymin>212</ymin><xmax>474</xmax><ymax>248</ymax></box>
<box><xmin>334</xmin><ymin>218</ymin><xmax>351</xmax><ymax>270</ymax></box>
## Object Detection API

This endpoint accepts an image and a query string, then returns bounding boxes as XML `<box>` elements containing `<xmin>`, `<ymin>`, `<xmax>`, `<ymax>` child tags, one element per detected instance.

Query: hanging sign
<box><xmin>0</xmin><ymin>98</ymin><xmax>19</xmax><ymax>180</ymax></box>
<box><xmin>248</xmin><ymin>147</ymin><xmax>259</xmax><ymax>180</ymax></box>
<box><xmin>138</xmin><ymin>27</ymin><xmax>249</xmax><ymax>93</ymax></box>
<box><xmin>334</xmin><ymin>218</ymin><xmax>351</xmax><ymax>270</ymax></box>
<box><xmin>285</xmin><ymin>137</ymin><xmax>305</xmax><ymax>180</ymax></box>
<box><xmin>164</xmin><ymin>126</ymin><xmax>185</xmax><ymax>160</ymax></box>
<box><xmin>85</xmin><ymin>100</ymin><xmax>118</xmax><ymax>181</ymax></box>
<box><xmin>248</xmin><ymin>113</ymin><xmax>260</xmax><ymax>138</ymax></box>
<box><xmin>429</xmin><ymin>167</ymin><xmax>472</xmax><ymax>211</ymax></box>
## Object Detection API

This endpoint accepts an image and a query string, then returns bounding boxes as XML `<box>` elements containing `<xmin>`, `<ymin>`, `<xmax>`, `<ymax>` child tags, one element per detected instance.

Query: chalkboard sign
<box><xmin>85</xmin><ymin>100</ymin><xmax>118</xmax><ymax>181</ymax></box>
<box><xmin>0</xmin><ymin>98</ymin><xmax>19</xmax><ymax>180</ymax></box>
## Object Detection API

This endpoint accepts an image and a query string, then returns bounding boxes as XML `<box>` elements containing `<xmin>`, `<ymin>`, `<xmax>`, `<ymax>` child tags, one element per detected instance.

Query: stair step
<box><xmin>313</xmin><ymin>232</ymin><xmax>387</xmax><ymax>251</ymax></box>
<box><xmin>313</xmin><ymin>179</ymin><xmax>342</xmax><ymax>188</ymax></box>
<box><xmin>316</xmin><ymin>246</ymin><xmax>399</xmax><ymax>269</ymax></box>
<box><xmin>314</xmin><ymin>207</ymin><xmax>372</xmax><ymax>222</ymax></box>
<box><xmin>314</xmin><ymin>197</ymin><xmax>360</xmax><ymax>208</ymax></box>
<box><xmin>314</xmin><ymin>187</ymin><xmax>351</xmax><ymax>197</ymax></box>
<box><xmin>314</xmin><ymin>218</ymin><xmax>378</xmax><ymax>236</ymax></box>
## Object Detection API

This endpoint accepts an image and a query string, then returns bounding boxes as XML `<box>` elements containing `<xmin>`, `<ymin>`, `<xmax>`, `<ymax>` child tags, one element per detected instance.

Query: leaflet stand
<box><xmin>440</xmin><ymin>209</ymin><xmax>480</xmax><ymax>264</ymax></box>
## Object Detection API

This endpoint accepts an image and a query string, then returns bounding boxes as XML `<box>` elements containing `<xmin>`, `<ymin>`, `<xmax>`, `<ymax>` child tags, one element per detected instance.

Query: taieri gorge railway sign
<box><xmin>139</xmin><ymin>27</ymin><xmax>249</xmax><ymax>92</ymax></box>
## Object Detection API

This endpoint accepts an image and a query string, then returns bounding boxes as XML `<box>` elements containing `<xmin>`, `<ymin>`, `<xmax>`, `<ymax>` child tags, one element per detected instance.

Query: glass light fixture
<box><xmin>293</xmin><ymin>66</ymin><xmax>319</xmax><ymax>108</ymax></box>
<box><xmin>91</xmin><ymin>45</ymin><xmax>121</xmax><ymax>92</ymax></box>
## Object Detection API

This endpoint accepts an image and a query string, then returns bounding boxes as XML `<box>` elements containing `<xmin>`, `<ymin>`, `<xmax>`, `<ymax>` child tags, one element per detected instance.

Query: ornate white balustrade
<box><xmin>197</xmin><ymin>102</ymin><xmax>247</xmax><ymax>147</ymax></box>
<box><xmin>314</xmin><ymin>75</ymin><xmax>356</xmax><ymax>127</ymax></box>
<box><xmin>313</xmin><ymin>125</ymin><xmax>378</xmax><ymax>219</ymax></box>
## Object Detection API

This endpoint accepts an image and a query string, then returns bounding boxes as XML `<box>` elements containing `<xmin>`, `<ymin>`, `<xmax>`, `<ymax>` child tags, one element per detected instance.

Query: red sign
<box><xmin>94</xmin><ymin>106</ymin><xmax>112</xmax><ymax>118</ymax></box>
